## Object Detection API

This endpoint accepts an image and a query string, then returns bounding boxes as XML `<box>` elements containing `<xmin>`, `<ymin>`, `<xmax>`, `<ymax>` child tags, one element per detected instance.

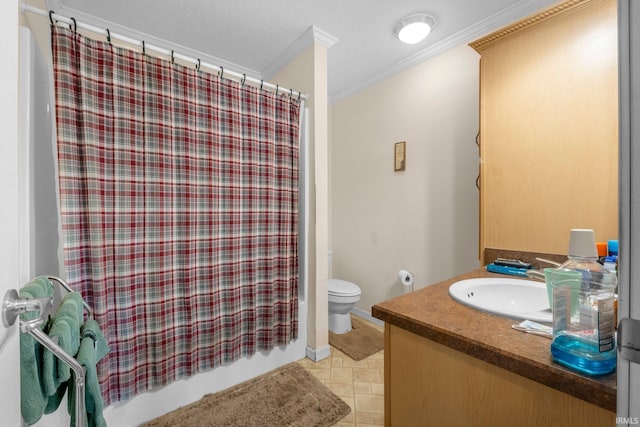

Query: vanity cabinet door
<box><xmin>470</xmin><ymin>0</ymin><xmax>618</xmax><ymax>261</ymax></box>
<box><xmin>385</xmin><ymin>324</ymin><xmax>615</xmax><ymax>426</ymax></box>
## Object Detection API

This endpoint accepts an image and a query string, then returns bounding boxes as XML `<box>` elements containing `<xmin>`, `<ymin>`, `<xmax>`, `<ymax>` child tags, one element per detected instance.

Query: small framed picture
<box><xmin>394</xmin><ymin>141</ymin><xmax>406</xmax><ymax>171</ymax></box>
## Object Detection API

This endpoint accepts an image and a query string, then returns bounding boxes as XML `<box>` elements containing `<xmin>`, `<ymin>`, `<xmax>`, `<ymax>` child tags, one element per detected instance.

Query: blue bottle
<box><xmin>549</xmin><ymin>229</ymin><xmax>617</xmax><ymax>376</ymax></box>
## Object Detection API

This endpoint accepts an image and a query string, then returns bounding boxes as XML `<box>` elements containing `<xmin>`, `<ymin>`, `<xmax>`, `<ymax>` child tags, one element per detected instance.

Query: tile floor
<box><xmin>296</xmin><ymin>318</ymin><xmax>385</xmax><ymax>427</ymax></box>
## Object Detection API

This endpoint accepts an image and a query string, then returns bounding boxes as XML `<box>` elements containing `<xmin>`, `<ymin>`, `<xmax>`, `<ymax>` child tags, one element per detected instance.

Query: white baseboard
<box><xmin>306</xmin><ymin>344</ymin><xmax>331</xmax><ymax>362</ymax></box>
<box><xmin>351</xmin><ymin>306</ymin><xmax>384</xmax><ymax>327</ymax></box>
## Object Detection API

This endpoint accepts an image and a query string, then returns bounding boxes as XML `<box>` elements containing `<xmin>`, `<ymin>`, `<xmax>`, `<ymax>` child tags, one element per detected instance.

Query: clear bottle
<box><xmin>549</xmin><ymin>229</ymin><xmax>617</xmax><ymax>376</ymax></box>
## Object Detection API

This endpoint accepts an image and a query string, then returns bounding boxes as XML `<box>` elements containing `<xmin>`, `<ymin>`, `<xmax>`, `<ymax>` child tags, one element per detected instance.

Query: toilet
<box><xmin>328</xmin><ymin>278</ymin><xmax>362</xmax><ymax>334</ymax></box>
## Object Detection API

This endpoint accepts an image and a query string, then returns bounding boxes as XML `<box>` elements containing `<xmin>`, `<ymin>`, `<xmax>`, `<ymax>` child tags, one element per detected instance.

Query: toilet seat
<box><xmin>328</xmin><ymin>278</ymin><xmax>361</xmax><ymax>297</ymax></box>
<box><xmin>327</xmin><ymin>278</ymin><xmax>361</xmax><ymax>334</ymax></box>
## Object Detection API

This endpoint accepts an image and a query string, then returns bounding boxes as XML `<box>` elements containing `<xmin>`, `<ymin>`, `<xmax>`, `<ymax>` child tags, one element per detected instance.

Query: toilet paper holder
<box><xmin>398</xmin><ymin>269</ymin><xmax>414</xmax><ymax>293</ymax></box>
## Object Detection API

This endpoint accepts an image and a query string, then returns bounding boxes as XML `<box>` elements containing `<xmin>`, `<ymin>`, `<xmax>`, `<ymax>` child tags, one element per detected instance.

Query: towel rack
<box><xmin>2</xmin><ymin>276</ymin><xmax>87</xmax><ymax>427</ymax></box>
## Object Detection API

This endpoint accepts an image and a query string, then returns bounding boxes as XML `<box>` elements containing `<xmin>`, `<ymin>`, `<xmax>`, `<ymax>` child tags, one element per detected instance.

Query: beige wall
<box><xmin>272</xmin><ymin>43</ymin><xmax>330</xmax><ymax>356</ymax></box>
<box><xmin>330</xmin><ymin>44</ymin><xmax>481</xmax><ymax>313</ymax></box>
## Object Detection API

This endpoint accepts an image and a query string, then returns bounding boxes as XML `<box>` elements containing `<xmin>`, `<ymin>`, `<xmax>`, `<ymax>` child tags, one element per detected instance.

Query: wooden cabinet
<box><xmin>470</xmin><ymin>0</ymin><xmax>618</xmax><ymax>261</ymax></box>
<box><xmin>385</xmin><ymin>324</ymin><xmax>614</xmax><ymax>426</ymax></box>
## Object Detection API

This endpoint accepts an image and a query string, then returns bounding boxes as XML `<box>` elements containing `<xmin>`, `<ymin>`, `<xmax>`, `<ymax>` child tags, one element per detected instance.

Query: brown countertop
<box><xmin>372</xmin><ymin>268</ymin><xmax>616</xmax><ymax>413</ymax></box>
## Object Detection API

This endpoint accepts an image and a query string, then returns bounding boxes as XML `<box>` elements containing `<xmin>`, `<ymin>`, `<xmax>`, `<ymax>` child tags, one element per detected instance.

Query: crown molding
<box><xmin>470</xmin><ymin>0</ymin><xmax>591</xmax><ymax>52</ymax></box>
<box><xmin>313</xmin><ymin>26</ymin><xmax>339</xmax><ymax>49</ymax></box>
<box><xmin>330</xmin><ymin>0</ymin><xmax>560</xmax><ymax>103</ymax></box>
<box><xmin>263</xmin><ymin>25</ymin><xmax>338</xmax><ymax>80</ymax></box>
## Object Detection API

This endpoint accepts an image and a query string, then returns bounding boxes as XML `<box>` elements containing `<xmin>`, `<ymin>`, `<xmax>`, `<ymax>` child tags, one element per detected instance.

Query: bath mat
<box><xmin>140</xmin><ymin>363</ymin><xmax>351</xmax><ymax>427</ymax></box>
<box><xmin>329</xmin><ymin>316</ymin><xmax>384</xmax><ymax>361</ymax></box>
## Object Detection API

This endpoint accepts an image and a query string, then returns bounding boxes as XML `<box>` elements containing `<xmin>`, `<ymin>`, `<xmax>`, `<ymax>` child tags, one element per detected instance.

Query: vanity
<box><xmin>372</xmin><ymin>268</ymin><xmax>615</xmax><ymax>426</ymax></box>
<box><xmin>372</xmin><ymin>0</ymin><xmax>619</xmax><ymax>422</ymax></box>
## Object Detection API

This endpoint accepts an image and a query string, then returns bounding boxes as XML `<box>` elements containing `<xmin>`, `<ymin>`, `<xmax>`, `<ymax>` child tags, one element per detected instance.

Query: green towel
<box><xmin>42</xmin><ymin>292</ymin><xmax>84</xmax><ymax>400</ymax></box>
<box><xmin>68</xmin><ymin>320</ymin><xmax>109</xmax><ymax>427</ymax></box>
<box><xmin>44</xmin><ymin>381</ymin><xmax>68</xmax><ymax>415</ymax></box>
<box><xmin>19</xmin><ymin>276</ymin><xmax>53</xmax><ymax>425</ymax></box>
<box><xmin>81</xmin><ymin>319</ymin><xmax>110</xmax><ymax>361</ymax></box>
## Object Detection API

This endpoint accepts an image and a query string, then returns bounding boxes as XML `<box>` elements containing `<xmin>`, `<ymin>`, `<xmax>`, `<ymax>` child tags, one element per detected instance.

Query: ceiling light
<box><xmin>393</xmin><ymin>13</ymin><xmax>435</xmax><ymax>45</ymax></box>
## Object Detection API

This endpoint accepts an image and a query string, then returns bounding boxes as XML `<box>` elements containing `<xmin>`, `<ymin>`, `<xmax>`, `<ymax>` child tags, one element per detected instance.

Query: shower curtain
<box><xmin>51</xmin><ymin>25</ymin><xmax>301</xmax><ymax>405</ymax></box>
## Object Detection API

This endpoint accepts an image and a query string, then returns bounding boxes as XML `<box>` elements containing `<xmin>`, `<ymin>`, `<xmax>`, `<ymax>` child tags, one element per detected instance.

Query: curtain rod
<box><xmin>21</xmin><ymin>3</ymin><xmax>308</xmax><ymax>101</ymax></box>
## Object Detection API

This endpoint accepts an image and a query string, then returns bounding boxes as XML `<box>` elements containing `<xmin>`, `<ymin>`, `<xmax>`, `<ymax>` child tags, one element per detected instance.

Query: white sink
<box><xmin>448</xmin><ymin>277</ymin><xmax>552</xmax><ymax>323</ymax></box>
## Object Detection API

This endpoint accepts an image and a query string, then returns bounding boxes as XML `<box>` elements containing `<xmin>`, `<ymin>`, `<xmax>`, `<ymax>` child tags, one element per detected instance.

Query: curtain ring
<box><xmin>260</xmin><ymin>80</ymin><xmax>264</xmax><ymax>90</ymax></box>
<box><xmin>49</xmin><ymin>10</ymin><xmax>55</xmax><ymax>26</ymax></box>
<box><xmin>70</xmin><ymin>17</ymin><xmax>77</xmax><ymax>33</ymax></box>
<box><xmin>290</xmin><ymin>88</ymin><xmax>293</xmax><ymax>98</ymax></box>
<box><xmin>241</xmin><ymin>74</ymin><xmax>246</xmax><ymax>85</ymax></box>
<box><xmin>297</xmin><ymin>91</ymin><xmax>301</xmax><ymax>101</ymax></box>
<box><xmin>106</xmin><ymin>28</ymin><xmax>112</xmax><ymax>45</ymax></box>
<box><xmin>142</xmin><ymin>40</ymin><xmax>146</xmax><ymax>55</ymax></box>
<box><xmin>276</xmin><ymin>85</ymin><xmax>279</xmax><ymax>95</ymax></box>
<box><xmin>196</xmin><ymin>58</ymin><xmax>201</xmax><ymax>71</ymax></box>
<box><xmin>171</xmin><ymin>50</ymin><xmax>175</xmax><ymax>64</ymax></box>
<box><xmin>219</xmin><ymin>66</ymin><xmax>224</xmax><ymax>78</ymax></box>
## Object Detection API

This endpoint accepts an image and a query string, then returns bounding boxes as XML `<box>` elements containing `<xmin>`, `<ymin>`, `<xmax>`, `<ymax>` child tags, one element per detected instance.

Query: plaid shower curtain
<box><xmin>51</xmin><ymin>25</ymin><xmax>300</xmax><ymax>405</ymax></box>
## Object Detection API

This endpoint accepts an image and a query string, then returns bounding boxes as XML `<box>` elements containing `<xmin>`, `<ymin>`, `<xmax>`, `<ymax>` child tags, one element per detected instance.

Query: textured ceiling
<box><xmin>50</xmin><ymin>0</ymin><xmax>560</xmax><ymax>100</ymax></box>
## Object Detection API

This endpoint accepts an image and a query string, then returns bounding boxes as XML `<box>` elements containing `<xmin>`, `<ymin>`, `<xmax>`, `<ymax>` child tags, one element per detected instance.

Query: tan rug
<box><xmin>329</xmin><ymin>316</ymin><xmax>384</xmax><ymax>361</ymax></box>
<box><xmin>140</xmin><ymin>363</ymin><xmax>351</xmax><ymax>427</ymax></box>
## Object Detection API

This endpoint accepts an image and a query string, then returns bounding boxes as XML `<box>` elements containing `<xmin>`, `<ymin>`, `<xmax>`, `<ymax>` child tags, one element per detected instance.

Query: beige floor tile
<box><xmin>356</xmin><ymin>411</ymin><xmax>385</xmax><ymax>425</ymax></box>
<box><xmin>371</xmin><ymin>383</ymin><xmax>384</xmax><ymax>395</ymax></box>
<box><xmin>354</xmin><ymin>393</ymin><xmax>384</xmax><ymax>414</ymax></box>
<box><xmin>332</xmin><ymin>367</ymin><xmax>354</xmax><ymax>382</ymax></box>
<box><xmin>299</xmin><ymin>317</ymin><xmax>386</xmax><ymax>426</ymax></box>
<box><xmin>314</xmin><ymin>356</ymin><xmax>332</xmax><ymax>370</ymax></box>
<box><xmin>353</xmin><ymin>367</ymin><xmax>382</xmax><ymax>384</ymax></box>
<box><xmin>367</xmin><ymin>357</ymin><xmax>384</xmax><ymax>370</ymax></box>
<box><xmin>342</xmin><ymin>357</ymin><xmax>369</xmax><ymax>368</ymax></box>
<box><xmin>326</xmin><ymin>380</ymin><xmax>354</xmax><ymax>398</ymax></box>
<box><xmin>353</xmin><ymin>382</ymin><xmax>371</xmax><ymax>394</ymax></box>
<box><xmin>332</xmin><ymin>348</ymin><xmax>348</xmax><ymax>359</ymax></box>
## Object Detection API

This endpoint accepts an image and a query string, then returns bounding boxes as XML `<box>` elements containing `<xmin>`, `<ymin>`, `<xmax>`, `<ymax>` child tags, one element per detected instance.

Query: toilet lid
<box><xmin>328</xmin><ymin>279</ymin><xmax>361</xmax><ymax>297</ymax></box>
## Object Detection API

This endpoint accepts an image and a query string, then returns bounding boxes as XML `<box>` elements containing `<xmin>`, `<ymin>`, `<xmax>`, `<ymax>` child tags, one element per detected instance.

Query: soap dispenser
<box><xmin>548</xmin><ymin>229</ymin><xmax>617</xmax><ymax>376</ymax></box>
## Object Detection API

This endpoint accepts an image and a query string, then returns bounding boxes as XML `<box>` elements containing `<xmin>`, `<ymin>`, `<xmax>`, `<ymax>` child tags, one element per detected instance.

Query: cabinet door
<box><xmin>472</xmin><ymin>0</ymin><xmax>618</xmax><ymax>259</ymax></box>
<box><xmin>385</xmin><ymin>325</ymin><xmax>614</xmax><ymax>426</ymax></box>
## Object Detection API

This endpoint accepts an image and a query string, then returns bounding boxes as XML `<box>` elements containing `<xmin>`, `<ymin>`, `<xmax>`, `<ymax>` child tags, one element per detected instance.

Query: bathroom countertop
<box><xmin>371</xmin><ymin>268</ymin><xmax>616</xmax><ymax>413</ymax></box>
